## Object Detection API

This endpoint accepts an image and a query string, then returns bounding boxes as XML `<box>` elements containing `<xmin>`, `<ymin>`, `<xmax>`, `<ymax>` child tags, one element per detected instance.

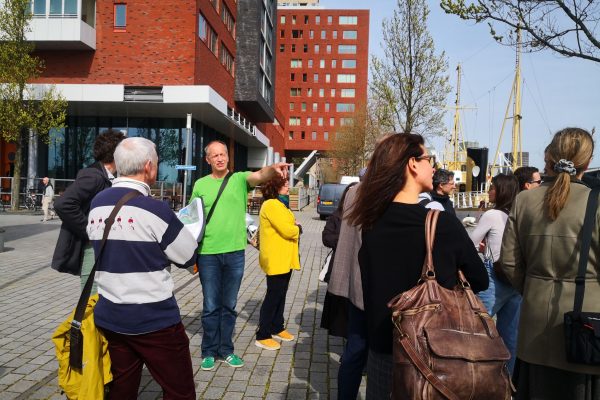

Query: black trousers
<box><xmin>256</xmin><ymin>271</ymin><xmax>292</xmax><ymax>340</ymax></box>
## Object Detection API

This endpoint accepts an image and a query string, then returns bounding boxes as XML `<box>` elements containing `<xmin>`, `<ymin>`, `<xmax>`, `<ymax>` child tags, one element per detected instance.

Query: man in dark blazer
<box><xmin>51</xmin><ymin>129</ymin><xmax>125</xmax><ymax>292</ymax></box>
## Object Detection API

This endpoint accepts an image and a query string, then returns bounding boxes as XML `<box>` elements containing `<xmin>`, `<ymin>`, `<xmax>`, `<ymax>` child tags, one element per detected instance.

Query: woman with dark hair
<box><xmin>501</xmin><ymin>128</ymin><xmax>600</xmax><ymax>399</ymax></box>
<box><xmin>255</xmin><ymin>175</ymin><xmax>301</xmax><ymax>351</ymax></box>
<box><xmin>469</xmin><ymin>173</ymin><xmax>520</xmax><ymax>374</ymax></box>
<box><xmin>348</xmin><ymin>133</ymin><xmax>488</xmax><ymax>398</ymax></box>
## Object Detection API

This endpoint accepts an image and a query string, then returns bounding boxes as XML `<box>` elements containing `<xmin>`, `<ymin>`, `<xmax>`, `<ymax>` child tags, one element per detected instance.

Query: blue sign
<box><xmin>175</xmin><ymin>165</ymin><xmax>197</xmax><ymax>171</ymax></box>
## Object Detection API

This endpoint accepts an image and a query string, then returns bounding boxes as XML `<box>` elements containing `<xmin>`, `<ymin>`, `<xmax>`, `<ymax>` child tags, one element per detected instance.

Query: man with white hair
<box><xmin>190</xmin><ymin>140</ymin><xmax>289</xmax><ymax>371</ymax></box>
<box><xmin>87</xmin><ymin>137</ymin><xmax>198</xmax><ymax>399</ymax></box>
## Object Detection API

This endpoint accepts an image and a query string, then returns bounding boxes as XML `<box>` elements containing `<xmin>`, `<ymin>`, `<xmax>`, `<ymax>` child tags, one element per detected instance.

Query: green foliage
<box><xmin>371</xmin><ymin>0</ymin><xmax>451</xmax><ymax>137</ymax></box>
<box><xmin>441</xmin><ymin>0</ymin><xmax>600</xmax><ymax>63</ymax></box>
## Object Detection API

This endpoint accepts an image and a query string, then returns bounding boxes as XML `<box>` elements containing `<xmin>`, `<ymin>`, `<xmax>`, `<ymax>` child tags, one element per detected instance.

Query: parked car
<box><xmin>317</xmin><ymin>183</ymin><xmax>347</xmax><ymax>220</ymax></box>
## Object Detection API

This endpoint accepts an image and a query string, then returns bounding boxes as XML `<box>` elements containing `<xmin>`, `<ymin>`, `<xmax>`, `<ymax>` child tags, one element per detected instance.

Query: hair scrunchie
<box><xmin>553</xmin><ymin>159</ymin><xmax>577</xmax><ymax>175</ymax></box>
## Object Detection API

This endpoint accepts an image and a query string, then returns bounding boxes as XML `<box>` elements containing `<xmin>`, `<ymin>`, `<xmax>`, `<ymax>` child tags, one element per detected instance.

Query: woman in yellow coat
<box><xmin>255</xmin><ymin>175</ymin><xmax>301</xmax><ymax>350</ymax></box>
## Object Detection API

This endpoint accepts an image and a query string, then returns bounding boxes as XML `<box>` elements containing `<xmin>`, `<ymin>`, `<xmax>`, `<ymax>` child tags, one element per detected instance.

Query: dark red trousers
<box><xmin>102</xmin><ymin>322</ymin><xmax>195</xmax><ymax>400</ymax></box>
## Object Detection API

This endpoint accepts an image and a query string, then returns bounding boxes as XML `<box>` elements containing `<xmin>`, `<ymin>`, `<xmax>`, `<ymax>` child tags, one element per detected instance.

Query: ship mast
<box><xmin>490</xmin><ymin>27</ymin><xmax>524</xmax><ymax>176</ymax></box>
<box><xmin>443</xmin><ymin>64</ymin><xmax>468</xmax><ymax>171</ymax></box>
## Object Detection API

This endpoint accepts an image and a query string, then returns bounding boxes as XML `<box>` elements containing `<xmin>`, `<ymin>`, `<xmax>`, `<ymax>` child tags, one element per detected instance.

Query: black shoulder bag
<box><xmin>69</xmin><ymin>190</ymin><xmax>141</xmax><ymax>368</ymax></box>
<box><xmin>564</xmin><ymin>187</ymin><xmax>600</xmax><ymax>365</ymax></box>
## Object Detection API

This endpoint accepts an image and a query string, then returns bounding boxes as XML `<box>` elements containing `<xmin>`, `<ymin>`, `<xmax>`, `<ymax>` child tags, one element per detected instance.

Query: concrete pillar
<box><xmin>27</xmin><ymin>129</ymin><xmax>37</xmax><ymax>190</ymax></box>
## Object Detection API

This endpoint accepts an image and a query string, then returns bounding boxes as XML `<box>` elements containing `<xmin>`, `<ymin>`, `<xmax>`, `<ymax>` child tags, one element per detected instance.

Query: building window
<box><xmin>290</xmin><ymin>88</ymin><xmax>301</xmax><ymax>96</ymax></box>
<box><xmin>330</xmin><ymin>117</ymin><xmax>335</xmax><ymax>126</ymax></box>
<box><xmin>50</xmin><ymin>0</ymin><xmax>62</xmax><ymax>15</ymax></box>
<box><xmin>303</xmin><ymin>73</ymin><xmax>308</xmax><ymax>82</ymax></box>
<box><xmin>221</xmin><ymin>4</ymin><xmax>235</xmax><ymax>37</ymax></box>
<box><xmin>312</xmin><ymin>131</ymin><xmax>317</xmax><ymax>140</ymax></box>
<box><xmin>325</xmin><ymin>103</ymin><xmax>330</xmax><ymax>112</ymax></box>
<box><xmin>326</xmin><ymin>45</ymin><xmax>331</xmax><ymax>54</ymax></box>
<box><xmin>308</xmin><ymin>59</ymin><xmax>313</xmax><ymax>68</ymax></box>
<box><xmin>315</xmin><ymin>15</ymin><xmax>320</xmax><ymax>24</ymax></box>
<box><xmin>321</xmin><ymin>30</ymin><xmax>326</xmax><ymax>39</ymax></box>
<box><xmin>309</xmin><ymin>30</ymin><xmax>314</xmax><ymax>39</ymax></box>
<box><xmin>304</xmin><ymin>15</ymin><xmax>309</xmax><ymax>24</ymax></box>
<box><xmin>331</xmin><ymin>60</ymin><xmax>336</xmax><ymax>68</ymax></box>
<box><xmin>290</xmin><ymin>59</ymin><xmax>302</xmax><ymax>68</ymax></box>
<box><xmin>281</xmin><ymin>15</ymin><xmax>285</xmax><ymax>24</ymax></box>
<box><xmin>301</xmin><ymin>131</ymin><xmax>306</xmax><ymax>139</ymax></box>
<box><xmin>307</xmin><ymin>117</ymin><xmax>312</xmax><ymax>126</ymax></box>
<box><xmin>318</xmin><ymin>117</ymin><xmax>323</xmax><ymax>126</ymax></box>
<box><xmin>325</xmin><ymin>74</ymin><xmax>330</xmax><ymax>83</ymax></box>
<box><xmin>301</xmin><ymin>102</ymin><xmax>307</xmax><ymax>111</ymax></box>
<box><xmin>312</xmin><ymin>103</ymin><xmax>317</xmax><ymax>112</ymax></box>
<box><xmin>290</xmin><ymin>73</ymin><xmax>295</xmax><ymax>81</ymax></box>
<box><xmin>339</xmin><ymin>16</ymin><xmax>358</xmax><ymax>25</ymax></box>
<box><xmin>280</xmin><ymin>30</ymin><xmax>285</xmax><ymax>38</ymax></box>
<box><xmin>343</xmin><ymin>30</ymin><xmax>357</xmax><ymax>39</ymax></box>
<box><xmin>292</xmin><ymin>15</ymin><xmax>296</xmax><ymax>24</ymax></box>
<box><xmin>292</xmin><ymin>29</ymin><xmax>303</xmax><ymax>38</ymax></box>
<box><xmin>338</xmin><ymin>45</ymin><xmax>357</xmax><ymax>54</ymax></box>
<box><xmin>341</xmin><ymin>117</ymin><xmax>355</xmax><ymax>126</ymax></box>
<box><xmin>341</xmin><ymin>88</ymin><xmax>356</xmax><ymax>98</ymax></box>
<box><xmin>291</xmin><ymin>44</ymin><xmax>296</xmax><ymax>52</ymax></box>
<box><xmin>337</xmin><ymin>74</ymin><xmax>356</xmax><ymax>83</ymax></box>
<box><xmin>314</xmin><ymin>74</ymin><xmax>319</xmax><ymax>83</ymax></box>
<box><xmin>33</xmin><ymin>0</ymin><xmax>45</xmax><ymax>15</ymax></box>
<box><xmin>114</xmin><ymin>4</ymin><xmax>126</xmax><ymax>30</ymax></box>
<box><xmin>331</xmin><ymin>88</ymin><xmax>336</xmax><ymax>97</ymax></box>
<box><xmin>289</xmin><ymin>131</ymin><xmax>294</xmax><ymax>139</ymax></box>
<box><xmin>336</xmin><ymin>103</ymin><xmax>355</xmax><ymax>112</ymax></box>
<box><xmin>314</xmin><ymin>44</ymin><xmax>319</xmax><ymax>53</ymax></box>
<box><xmin>199</xmin><ymin>19</ymin><xmax>218</xmax><ymax>54</ymax></box>
<box><xmin>324</xmin><ymin>131</ymin><xmax>329</xmax><ymax>141</ymax></box>
<box><xmin>342</xmin><ymin>59</ymin><xmax>357</xmax><ymax>68</ymax></box>
<box><xmin>307</xmin><ymin>88</ymin><xmax>313</xmax><ymax>97</ymax></box>
<box><xmin>289</xmin><ymin>117</ymin><xmax>301</xmax><ymax>126</ymax></box>
<box><xmin>319</xmin><ymin>88</ymin><xmax>324</xmax><ymax>97</ymax></box>
<box><xmin>220</xmin><ymin>44</ymin><xmax>234</xmax><ymax>75</ymax></box>
<box><xmin>280</xmin><ymin>44</ymin><xmax>285</xmax><ymax>52</ymax></box>
<box><xmin>303</xmin><ymin>44</ymin><xmax>308</xmax><ymax>53</ymax></box>
<box><xmin>290</xmin><ymin>103</ymin><xmax>295</xmax><ymax>110</ymax></box>
<box><xmin>320</xmin><ymin>59</ymin><xmax>325</xmax><ymax>68</ymax></box>
<box><xmin>333</xmin><ymin>31</ymin><xmax>337</xmax><ymax>39</ymax></box>
<box><xmin>327</xmin><ymin>15</ymin><xmax>333</xmax><ymax>24</ymax></box>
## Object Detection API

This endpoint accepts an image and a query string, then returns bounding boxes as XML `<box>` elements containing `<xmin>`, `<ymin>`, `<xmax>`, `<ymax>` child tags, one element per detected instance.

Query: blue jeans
<box><xmin>197</xmin><ymin>250</ymin><xmax>245</xmax><ymax>358</ymax></box>
<box><xmin>477</xmin><ymin>258</ymin><xmax>522</xmax><ymax>374</ymax></box>
<box><xmin>338</xmin><ymin>303</ymin><xmax>368</xmax><ymax>399</ymax></box>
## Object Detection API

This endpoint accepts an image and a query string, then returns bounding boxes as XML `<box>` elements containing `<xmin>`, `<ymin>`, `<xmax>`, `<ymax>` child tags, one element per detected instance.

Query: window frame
<box><xmin>114</xmin><ymin>3</ymin><xmax>127</xmax><ymax>32</ymax></box>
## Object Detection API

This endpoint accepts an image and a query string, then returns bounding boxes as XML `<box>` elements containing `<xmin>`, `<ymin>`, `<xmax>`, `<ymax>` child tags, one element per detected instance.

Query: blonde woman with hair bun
<box><xmin>501</xmin><ymin>127</ymin><xmax>600</xmax><ymax>400</ymax></box>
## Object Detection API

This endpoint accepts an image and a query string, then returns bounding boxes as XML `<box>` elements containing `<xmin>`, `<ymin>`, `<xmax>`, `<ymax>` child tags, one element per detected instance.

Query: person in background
<box><xmin>52</xmin><ymin>129</ymin><xmax>125</xmax><ymax>292</ymax></box>
<box><xmin>40</xmin><ymin>177</ymin><xmax>55</xmax><ymax>222</ymax></box>
<box><xmin>513</xmin><ymin>166</ymin><xmax>542</xmax><ymax>191</ymax></box>
<box><xmin>254</xmin><ymin>175</ymin><xmax>300</xmax><ymax>350</ymax></box>
<box><xmin>88</xmin><ymin>137</ymin><xmax>198</xmax><ymax>399</ymax></box>
<box><xmin>189</xmin><ymin>140</ymin><xmax>288</xmax><ymax>371</ymax></box>
<box><xmin>501</xmin><ymin>127</ymin><xmax>600</xmax><ymax>399</ymax></box>
<box><xmin>320</xmin><ymin>182</ymin><xmax>357</xmax><ymax>339</ymax></box>
<box><xmin>420</xmin><ymin>169</ymin><xmax>456</xmax><ymax>214</ymax></box>
<box><xmin>348</xmin><ymin>133</ymin><xmax>487</xmax><ymax>398</ymax></box>
<box><xmin>469</xmin><ymin>173</ymin><xmax>520</xmax><ymax>373</ymax></box>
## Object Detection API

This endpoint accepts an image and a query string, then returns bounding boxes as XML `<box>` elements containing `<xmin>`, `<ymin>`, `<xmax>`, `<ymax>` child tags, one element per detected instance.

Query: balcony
<box><xmin>26</xmin><ymin>0</ymin><xmax>96</xmax><ymax>50</ymax></box>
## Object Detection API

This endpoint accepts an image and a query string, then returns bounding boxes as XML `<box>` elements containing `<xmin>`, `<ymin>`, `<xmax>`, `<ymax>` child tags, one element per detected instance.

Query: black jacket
<box><xmin>51</xmin><ymin>162</ymin><xmax>111</xmax><ymax>275</ymax></box>
<box><xmin>430</xmin><ymin>191</ymin><xmax>456</xmax><ymax>215</ymax></box>
<box><xmin>321</xmin><ymin>209</ymin><xmax>342</xmax><ymax>283</ymax></box>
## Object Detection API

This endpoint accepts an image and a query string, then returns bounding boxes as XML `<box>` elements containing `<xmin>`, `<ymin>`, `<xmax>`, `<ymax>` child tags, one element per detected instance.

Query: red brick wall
<box><xmin>275</xmin><ymin>9</ymin><xmax>370</xmax><ymax>154</ymax></box>
<box><xmin>34</xmin><ymin>1</ymin><xmax>197</xmax><ymax>86</ymax></box>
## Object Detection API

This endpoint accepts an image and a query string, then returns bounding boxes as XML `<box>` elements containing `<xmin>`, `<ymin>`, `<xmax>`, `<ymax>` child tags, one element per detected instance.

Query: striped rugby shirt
<box><xmin>87</xmin><ymin>178</ymin><xmax>197</xmax><ymax>334</ymax></box>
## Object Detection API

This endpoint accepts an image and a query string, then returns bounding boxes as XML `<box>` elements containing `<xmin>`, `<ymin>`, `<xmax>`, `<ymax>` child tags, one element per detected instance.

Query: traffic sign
<box><xmin>175</xmin><ymin>165</ymin><xmax>197</xmax><ymax>171</ymax></box>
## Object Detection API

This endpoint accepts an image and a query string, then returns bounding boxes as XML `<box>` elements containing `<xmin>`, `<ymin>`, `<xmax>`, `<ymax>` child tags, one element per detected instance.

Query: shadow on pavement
<box><xmin>1</xmin><ymin>223</ymin><xmax>60</xmax><ymax>242</ymax></box>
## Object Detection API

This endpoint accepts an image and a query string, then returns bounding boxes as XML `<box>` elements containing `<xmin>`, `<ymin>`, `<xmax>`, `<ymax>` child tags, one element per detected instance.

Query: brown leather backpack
<box><xmin>387</xmin><ymin>210</ymin><xmax>513</xmax><ymax>400</ymax></box>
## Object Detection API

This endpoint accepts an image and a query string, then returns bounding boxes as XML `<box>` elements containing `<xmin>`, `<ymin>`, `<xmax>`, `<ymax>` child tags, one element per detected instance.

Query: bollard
<box><xmin>0</xmin><ymin>228</ymin><xmax>4</xmax><ymax>253</ymax></box>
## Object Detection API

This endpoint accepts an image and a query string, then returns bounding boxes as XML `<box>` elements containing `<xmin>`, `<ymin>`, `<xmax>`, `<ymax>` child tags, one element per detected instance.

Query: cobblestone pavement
<box><xmin>0</xmin><ymin>206</ymin><xmax>366</xmax><ymax>399</ymax></box>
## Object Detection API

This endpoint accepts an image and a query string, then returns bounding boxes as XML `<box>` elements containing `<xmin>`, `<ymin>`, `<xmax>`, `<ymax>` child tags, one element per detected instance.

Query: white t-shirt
<box><xmin>468</xmin><ymin>209</ymin><xmax>508</xmax><ymax>262</ymax></box>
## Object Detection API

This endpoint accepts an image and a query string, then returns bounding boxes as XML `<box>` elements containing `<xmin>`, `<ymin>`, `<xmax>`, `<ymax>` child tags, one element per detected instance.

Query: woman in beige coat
<box><xmin>501</xmin><ymin>127</ymin><xmax>600</xmax><ymax>399</ymax></box>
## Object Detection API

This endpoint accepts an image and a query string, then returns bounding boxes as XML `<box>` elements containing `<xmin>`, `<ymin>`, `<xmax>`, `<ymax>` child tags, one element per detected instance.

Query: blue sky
<box><xmin>320</xmin><ymin>0</ymin><xmax>600</xmax><ymax>170</ymax></box>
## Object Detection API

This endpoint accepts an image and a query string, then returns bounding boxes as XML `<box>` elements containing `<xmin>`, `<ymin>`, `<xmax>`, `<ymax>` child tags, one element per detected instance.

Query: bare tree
<box><xmin>441</xmin><ymin>0</ymin><xmax>600</xmax><ymax>63</ymax></box>
<box><xmin>371</xmin><ymin>0</ymin><xmax>451</xmax><ymax>138</ymax></box>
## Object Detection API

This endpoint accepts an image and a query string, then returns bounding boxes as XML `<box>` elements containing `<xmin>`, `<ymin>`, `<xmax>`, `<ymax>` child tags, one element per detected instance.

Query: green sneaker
<box><xmin>222</xmin><ymin>354</ymin><xmax>244</xmax><ymax>368</ymax></box>
<box><xmin>200</xmin><ymin>356</ymin><xmax>215</xmax><ymax>371</ymax></box>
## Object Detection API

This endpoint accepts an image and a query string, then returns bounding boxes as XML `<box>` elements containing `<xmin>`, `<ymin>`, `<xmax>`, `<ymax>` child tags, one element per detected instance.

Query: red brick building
<box><xmin>275</xmin><ymin>7</ymin><xmax>369</xmax><ymax>159</ymax></box>
<box><xmin>4</xmin><ymin>0</ymin><xmax>284</xmax><ymax>184</ymax></box>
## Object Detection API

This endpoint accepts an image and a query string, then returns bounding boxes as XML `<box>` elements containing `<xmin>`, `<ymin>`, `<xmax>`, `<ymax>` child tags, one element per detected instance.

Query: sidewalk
<box><xmin>0</xmin><ymin>206</ymin><xmax>366</xmax><ymax>399</ymax></box>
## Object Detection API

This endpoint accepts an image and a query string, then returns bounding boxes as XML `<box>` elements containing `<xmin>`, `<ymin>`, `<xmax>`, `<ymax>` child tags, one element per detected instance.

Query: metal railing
<box><xmin>452</xmin><ymin>191</ymin><xmax>490</xmax><ymax>209</ymax></box>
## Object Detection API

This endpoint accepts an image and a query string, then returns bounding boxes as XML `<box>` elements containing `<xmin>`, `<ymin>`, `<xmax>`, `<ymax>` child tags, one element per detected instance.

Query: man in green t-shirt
<box><xmin>190</xmin><ymin>140</ymin><xmax>288</xmax><ymax>371</ymax></box>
